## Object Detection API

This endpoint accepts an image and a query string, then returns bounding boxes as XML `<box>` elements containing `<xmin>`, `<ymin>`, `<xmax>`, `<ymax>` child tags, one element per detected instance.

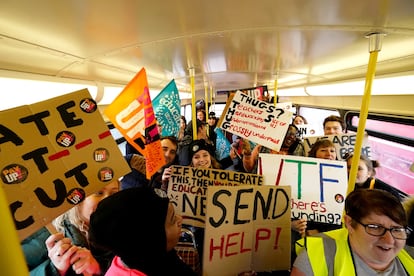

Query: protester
<box><xmin>189</xmin><ymin>139</ymin><xmax>221</xmax><ymax>169</ymax></box>
<box><xmin>293</xmin><ymin>115</ymin><xmax>308</xmax><ymax>125</ymax></box>
<box><xmin>308</xmin><ymin>139</ymin><xmax>337</xmax><ymax>160</ymax></box>
<box><xmin>121</xmin><ymin>136</ymin><xmax>179</xmax><ymax>194</ymax></box>
<box><xmin>242</xmin><ymin>125</ymin><xmax>305</xmax><ymax>173</ymax></box>
<box><xmin>345</xmin><ymin>153</ymin><xmax>404</xmax><ymax>200</ymax></box>
<box><xmin>306</xmin><ymin>139</ymin><xmax>341</xmax><ymax>235</ymax></box>
<box><xmin>178</xmin><ymin>115</ymin><xmax>187</xmax><ymax>141</ymax></box>
<box><xmin>178</xmin><ymin>119</ymin><xmax>212</xmax><ymax>166</ymax></box>
<box><xmin>22</xmin><ymin>180</ymin><xmax>120</xmax><ymax>276</ymax></box>
<box><xmin>207</xmin><ymin>111</ymin><xmax>218</xmax><ymax>146</ymax></box>
<box><xmin>323</xmin><ymin>115</ymin><xmax>346</xmax><ymax>135</ymax></box>
<box><xmin>88</xmin><ymin>187</ymin><xmax>197</xmax><ymax>276</ymax></box>
<box><xmin>196</xmin><ymin>109</ymin><xmax>206</xmax><ymax>122</ymax></box>
<box><xmin>291</xmin><ymin>189</ymin><xmax>414</xmax><ymax>275</ymax></box>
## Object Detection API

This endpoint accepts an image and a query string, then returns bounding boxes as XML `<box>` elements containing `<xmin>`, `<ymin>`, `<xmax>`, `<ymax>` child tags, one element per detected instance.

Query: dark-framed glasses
<box><xmin>354</xmin><ymin>219</ymin><xmax>412</xmax><ymax>240</ymax></box>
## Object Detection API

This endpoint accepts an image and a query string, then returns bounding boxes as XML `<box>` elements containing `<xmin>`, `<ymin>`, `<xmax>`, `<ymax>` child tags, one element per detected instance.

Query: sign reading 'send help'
<box><xmin>218</xmin><ymin>91</ymin><xmax>292</xmax><ymax>151</ymax></box>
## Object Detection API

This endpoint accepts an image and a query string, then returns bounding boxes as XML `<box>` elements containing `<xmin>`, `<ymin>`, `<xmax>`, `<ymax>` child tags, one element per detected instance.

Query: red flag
<box><xmin>104</xmin><ymin>68</ymin><xmax>165</xmax><ymax>179</ymax></box>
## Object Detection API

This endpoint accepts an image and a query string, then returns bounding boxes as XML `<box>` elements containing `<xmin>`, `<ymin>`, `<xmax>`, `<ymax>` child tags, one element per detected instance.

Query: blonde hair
<box><xmin>53</xmin><ymin>203</ymin><xmax>89</xmax><ymax>239</ymax></box>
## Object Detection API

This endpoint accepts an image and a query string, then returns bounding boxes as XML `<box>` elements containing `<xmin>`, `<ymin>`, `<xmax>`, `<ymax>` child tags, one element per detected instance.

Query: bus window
<box><xmin>297</xmin><ymin>106</ymin><xmax>340</xmax><ymax>136</ymax></box>
<box><xmin>346</xmin><ymin>112</ymin><xmax>414</xmax><ymax>195</ymax></box>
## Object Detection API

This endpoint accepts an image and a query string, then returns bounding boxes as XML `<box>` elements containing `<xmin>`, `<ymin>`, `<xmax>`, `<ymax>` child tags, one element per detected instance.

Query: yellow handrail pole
<box><xmin>0</xmin><ymin>186</ymin><xmax>29</xmax><ymax>275</ymax></box>
<box><xmin>347</xmin><ymin>33</ymin><xmax>383</xmax><ymax>195</ymax></box>
<box><xmin>205</xmin><ymin>84</ymin><xmax>209</xmax><ymax>136</ymax></box>
<box><xmin>210</xmin><ymin>86</ymin><xmax>213</xmax><ymax>108</ymax></box>
<box><xmin>189</xmin><ymin>67</ymin><xmax>197</xmax><ymax>140</ymax></box>
<box><xmin>274</xmin><ymin>77</ymin><xmax>278</xmax><ymax>105</ymax></box>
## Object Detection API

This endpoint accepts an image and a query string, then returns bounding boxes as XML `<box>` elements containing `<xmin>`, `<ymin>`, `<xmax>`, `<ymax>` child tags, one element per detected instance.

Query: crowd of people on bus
<box><xmin>20</xmin><ymin>106</ymin><xmax>414</xmax><ymax>275</ymax></box>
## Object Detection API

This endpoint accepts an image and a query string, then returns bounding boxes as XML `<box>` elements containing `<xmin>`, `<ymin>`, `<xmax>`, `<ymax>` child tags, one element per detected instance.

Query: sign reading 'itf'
<box><xmin>217</xmin><ymin>91</ymin><xmax>293</xmax><ymax>152</ymax></box>
<box><xmin>0</xmin><ymin>89</ymin><xmax>130</xmax><ymax>240</ymax></box>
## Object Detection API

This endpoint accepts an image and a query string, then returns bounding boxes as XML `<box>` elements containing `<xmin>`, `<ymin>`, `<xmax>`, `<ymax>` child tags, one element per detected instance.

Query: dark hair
<box><xmin>308</xmin><ymin>139</ymin><xmax>336</xmax><ymax>157</ymax></box>
<box><xmin>185</xmin><ymin>119</ymin><xmax>206</xmax><ymax>136</ymax></box>
<box><xmin>282</xmin><ymin>124</ymin><xmax>301</xmax><ymax>154</ymax></box>
<box><xmin>161</xmin><ymin>135</ymin><xmax>178</xmax><ymax>148</ymax></box>
<box><xmin>293</xmin><ymin>115</ymin><xmax>308</xmax><ymax>125</ymax></box>
<box><xmin>346</xmin><ymin>189</ymin><xmax>407</xmax><ymax>226</ymax></box>
<box><xmin>323</xmin><ymin>115</ymin><xmax>345</xmax><ymax>131</ymax></box>
<box><xmin>180</xmin><ymin>115</ymin><xmax>187</xmax><ymax>125</ymax></box>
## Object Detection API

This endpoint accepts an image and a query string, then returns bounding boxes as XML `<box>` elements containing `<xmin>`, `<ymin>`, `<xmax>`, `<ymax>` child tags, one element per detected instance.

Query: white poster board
<box><xmin>258</xmin><ymin>154</ymin><xmax>348</xmax><ymax>225</ymax></box>
<box><xmin>217</xmin><ymin>91</ymin><xmax>293</xmax><ymax>152</ymax></box>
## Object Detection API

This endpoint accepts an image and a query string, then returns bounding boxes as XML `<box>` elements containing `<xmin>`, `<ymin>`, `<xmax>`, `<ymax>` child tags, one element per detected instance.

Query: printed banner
<box><xmin>0</xmin><ymin>89</ymin><xmax>131</xmax><ymax>240</ymax></box>
<box><xmin>225</xmin><ymin>85</ymin><xmax>269</xmax><ymax>101</ymax></box>
<box><xmin>104</xmin><ymin>68</ymin><xmax>165</xmax><ymax>179</ymax></box>
<box><xmin>258</xmin><ymin>154</ymin><xmax>348</xmax><ymax>225</ymax></box>
<box><xmin>152</xmin><ymin>80</ymin><xmax>181</xmax><ymax>137</ymax></box>
<box><xmin>217</xmin><ymin>91</ymin><xmax>293</xmax><ymax>151</ymax></box>
<box><xmin>303</xmin><ymin>133</ymin><xmax>371</xmax><ymax>159</ymax></box>
<box><xmin>167</xmin><ymin>166</ymin><xmax>263</xmax><ymax>228</ymax></box>
<box><xmin>203</xmin><ymin>185</ymin><xmax>291</xmax><ymax>275</ymax></box>
<box><xmin>214</xmin><ymin>128</ymin><xmax>231</xmax><ymax>160</ymax></box>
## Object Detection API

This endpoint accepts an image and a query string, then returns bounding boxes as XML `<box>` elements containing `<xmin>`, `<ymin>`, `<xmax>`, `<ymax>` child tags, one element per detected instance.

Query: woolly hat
<box><xmin>89</xmin><ymin>187</ymin><xmax>170</xmax><ymax>272</ymax></box>
<box><xmin>189</xmin><ymin>139</ymin><xmax>215</xmax><ymax>161</ymax></box>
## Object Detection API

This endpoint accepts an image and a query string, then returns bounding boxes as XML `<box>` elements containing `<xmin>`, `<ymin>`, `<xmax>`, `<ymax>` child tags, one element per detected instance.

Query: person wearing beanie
<box><xmin>178</xmin><ymin>119</ymin><xmax>213</xmax><ymax>166</ymax></box>
<box><xmin>88</xmin><ymin>187</ymin><xmax>196</xmax><ymax>276</ymax></box>
<box><xmin>188</xmin><ymin>139</ymin><xmax>220</xmax><ymax>169</ymax></box>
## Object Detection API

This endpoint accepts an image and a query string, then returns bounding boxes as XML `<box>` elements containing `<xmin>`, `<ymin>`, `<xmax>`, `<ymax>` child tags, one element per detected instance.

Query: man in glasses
<box><xmin>291</xmin><ymin>189</ymin><xmax>414</xmax><ymax>275</ymax></box>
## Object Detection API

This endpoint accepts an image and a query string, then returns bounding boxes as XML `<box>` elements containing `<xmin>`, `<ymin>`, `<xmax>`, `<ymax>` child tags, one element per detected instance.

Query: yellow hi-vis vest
<box><xmin>295</xmin><ymin>228</ymin><xmax>414</xmax><ymax>275</ymax></box>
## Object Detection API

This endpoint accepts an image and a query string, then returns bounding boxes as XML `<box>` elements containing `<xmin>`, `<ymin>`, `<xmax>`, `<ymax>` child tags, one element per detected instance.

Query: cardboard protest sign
<box><xmin>217</xmin><ymin>91</ymin><xmax>293</xmax><ymax>152</ymax></box>
<box><xmin>295</xmin><ymin>124</ymin><xmax>317</xmax><ymax>139</ymax></box>
<box><xmin>0</xmin><ymin>89</ymin><xmax>131</xmax><ymax>240</ymax></box>
<box><xmin>303</xmin><ymin>133</ymin><xmax>371</xmax><ymax>159</ymax></box>
<box><xmin>276</xmin><ymin>102</ymin><xmax>295</xmax><ymax>113</ymax></box>
<box><xmin>203</xmin><ymin>185</ymin><xmax>291</xmax><ymax>275</ymax></box>
<box><xmin>167</xmin><ymin>165</ymin><xmax>263</xmax><ymax>228</ymax></box>
<box><xmin>258</xmin><ymin>154</ymin><xmax>347</xmax><ymax>225</ymax></box>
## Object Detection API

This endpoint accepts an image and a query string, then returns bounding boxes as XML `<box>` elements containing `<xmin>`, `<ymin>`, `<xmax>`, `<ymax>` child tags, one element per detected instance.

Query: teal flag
<box><xmin>152</xmin><ymin>80</ymin><xmax>181</xmax><ymax>137</ymax></box>
<box><xmin>215</xmin><ymin>128</ymin><xmax>231</xmax><ymax>160</ymax></box>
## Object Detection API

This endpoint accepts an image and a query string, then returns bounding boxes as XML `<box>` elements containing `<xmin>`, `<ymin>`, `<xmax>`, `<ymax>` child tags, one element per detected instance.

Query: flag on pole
<box><xmin>104</xmin><ymin>68</ymin><xmax>165</xmax><ymax>179</ymax></box>
<box><xmin>215</xmin><ymin>128</ymin><xmax>231</xmax><ymax>160</ymax></box>
<box><xmin>152</xmin><ymin>80</ymin><xmax>181</xmax><ymax>137</ymax></box>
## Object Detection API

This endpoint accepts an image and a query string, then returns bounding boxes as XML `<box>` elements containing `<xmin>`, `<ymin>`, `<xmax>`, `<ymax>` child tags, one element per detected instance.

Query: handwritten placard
<box><xmin>0</xmin><ymin>89</ymin><xmax>130</xmax><ymax>240</ymax></box>
<box><xmin>203</xmin><ymin>185</ymin><xmax>291</xmax><ymax>275</ymax></box>
<box><xmin>167</xmin><ymin>165</ymin><xmax>263</xmax><ymax>228</ymax></box>
<box><xmin>258</xmin><ymin>154</ymin><xmax>347</xmax><ymax>225</ymax></box>
<box><xmin>303</xmin><ymin>133</ymin><xmax>371</xmax><ymax>159</ymax></box>
<box><xmin>217</xmin><ymin>91</ymin><xmax>292</xmax><ymax>151</ymax></box>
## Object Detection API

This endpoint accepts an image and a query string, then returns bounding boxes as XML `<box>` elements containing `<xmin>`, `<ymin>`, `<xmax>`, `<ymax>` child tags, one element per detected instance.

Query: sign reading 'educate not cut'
<box><xmin>0</xmin><ymin>89</ymin><xmax>130</xmax><ymax>240</ymax></box>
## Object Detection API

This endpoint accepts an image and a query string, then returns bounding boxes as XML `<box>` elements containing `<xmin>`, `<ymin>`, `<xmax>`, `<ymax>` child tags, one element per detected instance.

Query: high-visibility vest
<box><xmin>295</xmin><ymin>228</ymin><xmax>414</xmax><ymax>275</ymax></box>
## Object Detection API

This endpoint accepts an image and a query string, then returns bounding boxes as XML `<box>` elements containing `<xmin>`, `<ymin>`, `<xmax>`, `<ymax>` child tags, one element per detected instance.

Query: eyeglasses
<box><xmin>353</xmin><ymin>219</ymin><xmax>412</xmax><ymax>240</ymax></box>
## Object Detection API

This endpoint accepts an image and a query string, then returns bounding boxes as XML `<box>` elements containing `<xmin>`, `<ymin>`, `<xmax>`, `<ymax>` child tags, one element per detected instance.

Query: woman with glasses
<box><xmin>291</xmin><ymin>189</ymin><xmax>414</xmax><ymax>275</ymax></box>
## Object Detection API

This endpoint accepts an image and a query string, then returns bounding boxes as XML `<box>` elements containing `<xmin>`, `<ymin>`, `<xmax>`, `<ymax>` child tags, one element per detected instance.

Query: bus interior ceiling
<box><xmin>0</xmin><ymin>0</ymin><xmax>414</xmax><ymax>116</ymax></box>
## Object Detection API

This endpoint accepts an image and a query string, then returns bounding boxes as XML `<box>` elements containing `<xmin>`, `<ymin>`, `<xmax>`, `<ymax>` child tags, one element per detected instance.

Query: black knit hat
<box><xmin>89</xmin><ymin>187</ymin><xmax>169</xmax><ymax>271</ymax></box>
<box><xmin>189</xmin><ymin>139</ymin><xmax>215</xmax><ymax>161</ymax></box>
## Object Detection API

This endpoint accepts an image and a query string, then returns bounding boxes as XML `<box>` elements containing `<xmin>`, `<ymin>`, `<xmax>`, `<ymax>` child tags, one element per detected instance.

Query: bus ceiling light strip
<box><xmin>303</xmin><ymin>75</ymin><xmax>414</xmax><ymax>96</ymax></box>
